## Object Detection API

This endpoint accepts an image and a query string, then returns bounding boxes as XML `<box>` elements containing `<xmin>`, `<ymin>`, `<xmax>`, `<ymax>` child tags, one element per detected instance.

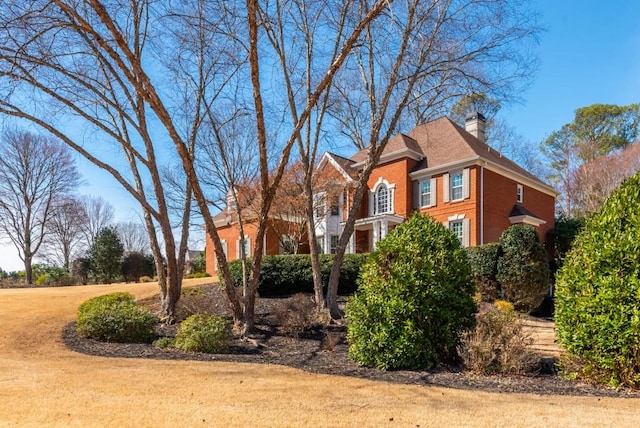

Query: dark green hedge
<box><xmin>465</xmin><ymin>243</ymin><xmax>501</xmax><ymax>302</ymax></box>
<box><xmin>222</xmin><ymin>254</ymin><xmax>368</xmax><ymax>297</ymax></box>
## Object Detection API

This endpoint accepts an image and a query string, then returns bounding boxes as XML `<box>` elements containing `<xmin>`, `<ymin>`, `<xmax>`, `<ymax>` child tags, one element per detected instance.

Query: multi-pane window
<box><xmin>451</xmin><ymin>172</ymin><xmax>463</xmax><ymax>201</ymax></box>
<box><xmin>330</xmin><ymin>196</ymin><xmax>339</xmax><ymax>216</ymax></box>
<box><xmin>375</xmin><ymin>184</ymin><xmax>389</xmax><ymax>214</ymax></box>
<box><xmin>449</xmin><ymin>220</ymin><xmax>463</xmax><ymax>244</ymax></box>
<box><xmin>316</xmin><ymin>236</ymin><xmax>325</xmax><ymax>254</ymax></box>
<box><xmin>517</xmin><ymin>184</ymin><xmax>523</xmax><ymax>203</ymax></box>
<box><xmin>329</xmin><ymin>235</ymin><xmax>339</xmax><ymax>254</ymax></box>
<box><xmin>420</xmin><ymin>180</ymin><xmax>431</xmax><ymax>207</ymax></box>
<box><xmin>314</xmin><ymin>193</ymin><xmax>325</xmax><ymax>217</ymax></box>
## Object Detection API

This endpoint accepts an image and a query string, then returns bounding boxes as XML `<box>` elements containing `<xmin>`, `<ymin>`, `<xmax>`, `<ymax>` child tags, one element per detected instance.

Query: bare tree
<box><xmin>115</xmin><ymin>221</ymin><xmax>151</xmax><ymax>254</ymax></box>
<box><xmin>40</xmin><ymin>197</ymin><xmax>88</xmax><ymax>270</ymax></box>
<box><xmin>80</xmin><ymin>196</ymin><xmax>115</xmax><ymax>246</ymax></box>
<box><xmin>323</xmin><ymin>0</ymin><xmax>541</xmax><ymax>316</ymax></box>
<box><xmin>0</xmin><ymin>1</ymin><xmax>200</xmax><ymax>321</ymax></box>
<box><xmin>571</xmin><ymin>142</ymin><xmax>640</xmax><ymax>217</ymax></box>
<box><xmin>0</xmin><ymin>129</ymin><xmax>80</xmax><ymax>284</ymax></box>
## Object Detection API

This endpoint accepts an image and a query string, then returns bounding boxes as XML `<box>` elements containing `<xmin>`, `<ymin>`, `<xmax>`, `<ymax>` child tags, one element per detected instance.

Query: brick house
<box><xmin>206</xmin><ymin>114</ymin><xmax>556</xmax><ymax>274</ymax></box>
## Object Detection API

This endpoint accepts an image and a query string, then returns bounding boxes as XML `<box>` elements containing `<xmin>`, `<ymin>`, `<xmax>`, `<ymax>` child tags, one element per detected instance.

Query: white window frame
<box><xmin>517</xmin><ymin>184</ymin><xmax>524</xmax><ymax>203</ymax></box>
<box><xmin>446</xmin><ymin>214</ymin><xmax>470</xmax><ymax>247</ymax></box>
<box><xmin>316</xmin><ymin>235</ymin><xmax>325</xmax><ymax>254</ymax></box>
<box><xmin>329</xmin><ymin>235</ymin><xmax>339</xmax><ymax>254</ymax></box>
<box><xmin>371</xmin><ymin>177</ymin><xmax>395</xmax><ymax>215</ymax></box>
<box><xmin>420</xmin><ymin>177</ymin><xmax>437</xmax><ymax>208</ymax></box>
<box><xmin>236</xmin><ymin>236</ymin><xmax>251</xmax><ymax>259</ymax></box>
<box><xmin>214</xmin><ymin>240</ymin><xmax>228</xmax><ymax>270</ymax></box>
<box><xmin>443</xmin><ymin>168</ymin><xmax>470</xmax><ymax>203</ymax></box>
<box><xmin>313</xmin><ymin>192</ymin><xmax>326</xmax><ymax>218</ymax></box>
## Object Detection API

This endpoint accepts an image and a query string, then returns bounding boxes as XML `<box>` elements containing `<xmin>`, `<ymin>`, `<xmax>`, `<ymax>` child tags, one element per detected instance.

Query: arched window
<box><xmin>376</xmin><ymin>184</ymin><xmax>389</xmax><ymax>214</ymax></box>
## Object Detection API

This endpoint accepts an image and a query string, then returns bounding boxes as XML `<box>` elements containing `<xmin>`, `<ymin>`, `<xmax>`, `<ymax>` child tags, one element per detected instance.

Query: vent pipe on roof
<box><xmin>465</xmin><ymin>111</ymin><xmax>486</xmax><ymax>143</ymax></box>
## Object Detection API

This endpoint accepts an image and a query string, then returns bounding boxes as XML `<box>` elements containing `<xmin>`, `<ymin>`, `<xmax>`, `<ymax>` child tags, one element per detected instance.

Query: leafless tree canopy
<box><xmin>115</xmin><ymin>221</ymin><xmax>151</xmax><ymax>254</ymax></box>
<box><xmin>0</xmin><ymin>0</ymin><xmax>540</xmax><ymax>324</ymax></box>
<box><xmin>0</xmin><ymin>129</ymin><xmax>80</xmax><ymax>283</ymax></box>
<box><xmin>40</xmin><ymin>197</ymin><xmax>88</xmax><ymax>270</ymax></box>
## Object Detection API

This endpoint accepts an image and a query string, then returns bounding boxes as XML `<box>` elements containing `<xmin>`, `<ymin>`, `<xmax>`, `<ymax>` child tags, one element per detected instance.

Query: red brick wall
<box><xmin>482</xmin><ymin>168</ymin><xmax>555</xmax><ymax>247</ymax></box>
<box><xmin>418</xmin><ymin>166</ymin><xmax>480</xmax><ymax>246</ymax></box>
<box><xmin>205</xmin><ymin>220</ymin><xmax>290</xmax><ymax>276</ymax></box>
<box><xmin>366</xmin><ymin>157</ymin><xmax>418</xmax><ymax>218</ymax></box>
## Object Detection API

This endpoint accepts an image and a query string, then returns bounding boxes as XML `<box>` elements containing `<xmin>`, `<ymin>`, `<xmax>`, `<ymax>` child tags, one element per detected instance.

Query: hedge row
<box><xmin>222</xmin><ymin>254</ymin><xmax>368</xmax><ymax>297</ymax></box>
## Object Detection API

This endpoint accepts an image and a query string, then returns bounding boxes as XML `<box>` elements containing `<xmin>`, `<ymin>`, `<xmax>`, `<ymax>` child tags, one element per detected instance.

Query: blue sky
<box><xmin>1</xmin><ymin>1</ymin><xmax>639</xmax><ymax>272</ymax></box>
<box><xmin>507</xmin><ymin>0</ymin><xmax>640</xmax><ymax>143</ymax></box>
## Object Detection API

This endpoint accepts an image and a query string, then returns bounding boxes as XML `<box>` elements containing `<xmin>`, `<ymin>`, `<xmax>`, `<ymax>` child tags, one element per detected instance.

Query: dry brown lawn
<box><xmin>1</xmin><ymin>280</ymin><xmax>639</xmax><ymax>427</ymax></box>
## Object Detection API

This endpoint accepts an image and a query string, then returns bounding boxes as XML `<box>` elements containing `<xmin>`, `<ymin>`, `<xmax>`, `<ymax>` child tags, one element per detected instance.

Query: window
<box><xmin>451</xmin><ymin>172</ymin><xmax>463</xmax><ymax>201</ymax></box>
<box><xmin>443</xmin><ymin>169</ymin><xmax>469</xmax><ymax>203</ymax></box>
<box><xmin>280</xmin><ymin>236</ymin><xmax>294</xmax><ymax>255</ymax></box>
<box><xmin>314</xmin><ymin>193</ymin><xmax>325</xmax><ymax>217</ymax></box>
<box><xmin>316</xmin><ymin>236</ymin><xmax>325</xmax><ymax>254</ymax></box>
<box><xmin>237</xmin><ymin>237</ymin><xmax>251</xmax><ymax>258</ymax></box>
<box><xmin>420</xmin><ymin>180</ymin><xmax>431</xmax><ymax>207</ymax></box>
<box><xmin>375</xmin><ymin>184</ymin><xmax>389</xmax><ymax>214</ymax></box>
<box><xmin>329</xmin><ymin>235</ymin><xmax>339</xmax><ymax>254</ymax></box>
<box><xmin>517</xmin><ymin>184</ymin><xmax>523</xmax><ymax>203</ymax></box>
<box><xmin>330</xmin><ymin>196</ymin><xmax>339</xmax><ymax>216</ymax></box>
<box><xmin>214</xmin><ymin>240</ymin><xmax>227</xmax><ymax>270</ymax></box>
<box><xmin>449</xmin><ymin>220</ymin><xmax>464</xmax><ymax>244</ymax></box>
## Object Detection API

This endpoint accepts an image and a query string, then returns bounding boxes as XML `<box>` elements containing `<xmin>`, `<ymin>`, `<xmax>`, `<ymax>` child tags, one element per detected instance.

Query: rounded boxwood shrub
<box><xmin>76</xmin><ymin>292</ymin><xmax>157</xmax><ymax>343</ymax></box>
<box><xmin>496</xmin><ymin>225</ymin><xmax>550</xmax><ymax>313</ymax></box>
<box><xmin>174</xmin><ymin>314</ymin><xmax>232</xmax><ymax>353</ymax></box>
<box><xmin>466</xmin><ymin>243</ymin><xmax>501</xmax><ymax>302</ymax></box>
<box><xmin>345</xmin><ymin>213</ymin><xmax>476</xmax><ymax>370</ymax></box>
<box><xmin>555</xmin><ymin>172</ymin><xmax>640</xmax><ymax>388</ymax></box>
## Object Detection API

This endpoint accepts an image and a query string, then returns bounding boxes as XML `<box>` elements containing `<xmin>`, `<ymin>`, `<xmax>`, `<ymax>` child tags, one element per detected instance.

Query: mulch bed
<box><xmin>62</xmin><ymin>283</ymin><xmax>640</xmax><ymax>398</ymax></box>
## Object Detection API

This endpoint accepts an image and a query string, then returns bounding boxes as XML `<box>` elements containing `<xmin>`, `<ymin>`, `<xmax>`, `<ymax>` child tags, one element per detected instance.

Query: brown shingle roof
<box><xmin>347</xmin><ymin>116</ymin><xmax>550</xmax><ymax>190</ymax></box>
<box><xmin>350</xmin><ymin>133</ymin><xmax>421</xmax><ymax>164</ymax></box>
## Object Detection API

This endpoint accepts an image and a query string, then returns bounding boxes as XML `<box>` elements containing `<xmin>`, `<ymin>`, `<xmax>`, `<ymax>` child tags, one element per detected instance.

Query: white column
<box><xmin>380</xmin><ymin>218</ymin><xmax>388</xmax><ymax>240</ymax></box>
<box><xmin>348</xmin><ymin>232</ymin><xmax>355</xmax><ymax>254</ymax></box>
<box><xmin>372</xmin><ymin>221</ymin><xmax>380</xmax><ymax>250</ymax></box>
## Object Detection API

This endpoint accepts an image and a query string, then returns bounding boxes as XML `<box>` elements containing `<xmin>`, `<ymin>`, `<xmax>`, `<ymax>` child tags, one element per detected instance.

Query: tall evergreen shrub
<box><xmin>496</xmin><ymin>225</ymin><xmax>550</xmax><ymax>313</ymax></box>
<box><xmin>555</xmin><ymin>172</ymin><xmax>640</xmax><ymax>387</ymax></box>
<box><xmin>345</xmin><ymin>213</ymin><xmax>476</xmax><ymax>370</ymax></box>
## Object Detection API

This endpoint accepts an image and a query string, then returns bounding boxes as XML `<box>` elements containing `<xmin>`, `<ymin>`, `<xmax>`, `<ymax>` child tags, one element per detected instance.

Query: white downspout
<box><xmin>480</xmin><ymin>163</ymin><xmax>485</xmax><ymax>245</ymax></box>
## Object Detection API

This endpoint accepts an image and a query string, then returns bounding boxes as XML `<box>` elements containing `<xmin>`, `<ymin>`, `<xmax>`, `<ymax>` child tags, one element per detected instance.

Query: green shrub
<box><xmin>555</xmin><ymin>172</ymin><xmax>640</xmax><ymax>388</ymax></box>
<box><xmin>345</xmin><ymin>213</ymin><xmax>476</xmax><ymax>370</ymax></box>
<box><xmin>153</xmin><ymin>337</ymin><xmax>175</xmax><ymax>349</ymax></box>
<box><xmin>222</xmin><ymin>254</ymin><xmax>368</xmax><ymax>297</ymax></box>
<box><xmin>458</xmin><ymin>309</ymin><xmax>538</xmax><ymax>375</ymax></box>
<box><xmin>76</xmin><ymin>292</ymin><xmax>157</xmax><ymax>343</ymax></box>
<box><xmin>466</xmin><ymin>243</ymin><xmax>501</xmax><ymax>302</ymax></box>
<box><xmin>186</xmin><ymin>272</ymin><xmax>211</xmax><ymax>279</ymax></box>
<box><xmin>496</xmin><ymin>225</ymin><xmax>550</xmax><ymax>313</ymax></box>
<box><xmin>174</xmin><ymin>314</ymin><xmax>232</xmax><ymax>353</ymax></box>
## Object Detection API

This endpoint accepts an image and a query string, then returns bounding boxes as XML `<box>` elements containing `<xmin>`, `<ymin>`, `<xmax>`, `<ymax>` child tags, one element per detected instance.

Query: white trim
<box><xmin>419</xmin><ymin>178</ymin><xmax>436</xmax><ymax>208</ymax></box>
<box><xmin>319</xmin><ymin>152</ymin><xmax>355</xmax><ymax>182</ymax></box>
<box><xmin>509</xmin><ymin>215</ymin><xmax>546</xmax><ymax>227</ymax></box>
<box><xmin>448</xmin><ymin>213</ymin><xmax>466</xmax><ymax>221</ymax></box>
<box><xmin>370</xmin><ymin>177</ymin><xmax>395</xmax><ymax>215</ymax></box>
<box><xmin>517</xmin><ymin>184</ymin><xmax>524</xmax><ymax>203</ymax></box>
<box><xmin>214</xmin><ymin>240</ymin><xmax>227</xmax><ymax>270</ymax></box>
<box><xmin>409</xmin><ymin>156</ymin><xmax>557</xmax><ymax>198</ymax></box>
<box><xmin>480</xmin><ymin>165</ymin><xmax>484</xmax><ymax>245</ymax></box>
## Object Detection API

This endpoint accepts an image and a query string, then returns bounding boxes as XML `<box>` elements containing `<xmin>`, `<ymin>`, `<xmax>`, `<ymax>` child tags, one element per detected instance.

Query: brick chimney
<box><xmin>465</xmin><ymin>111</ymin><xmax>486</xmax><ymax>143</ymax></box>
